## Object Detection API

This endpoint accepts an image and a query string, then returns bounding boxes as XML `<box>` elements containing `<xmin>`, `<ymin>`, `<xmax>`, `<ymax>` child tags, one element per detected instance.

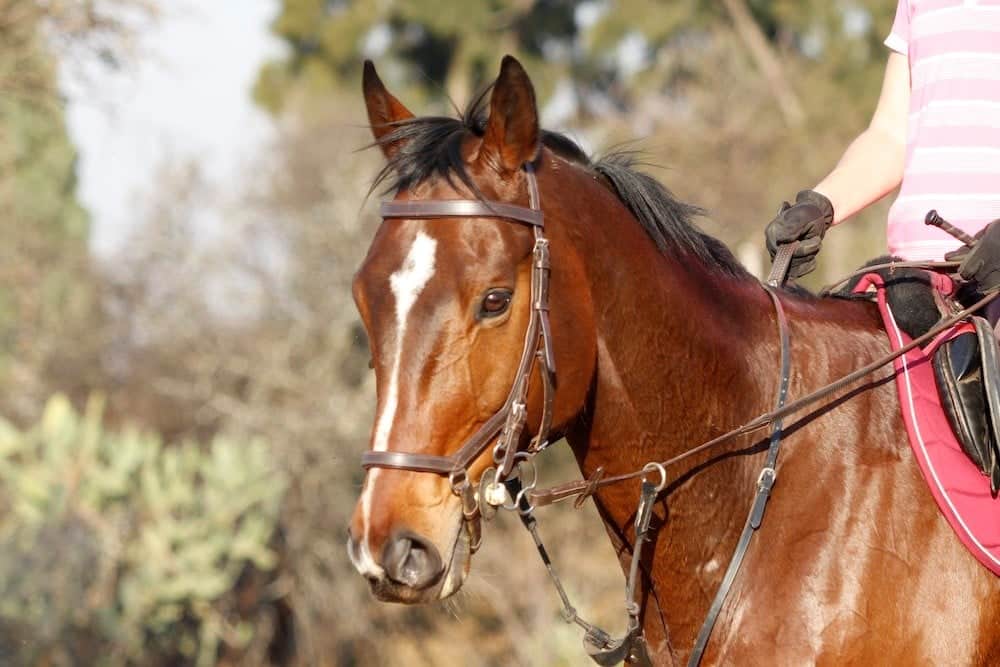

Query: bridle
<box><xmin>358</xmin><ymin>160</ymin><xmax>794</xmax><ymax>666</ymax></box>
<box><xmin>361</xmin><ymin>163</ymin><xmax>557</xmax><ymax>551</ymax></box>
<box><xmin>360</xmin><ymin>163</ymin><xmax>664</xmax><ymax>664</ymax></box>
<box><xmin>357</xmin><ymin>162</ymin><xmax>1000</xmax><ymax>665</ymax></box>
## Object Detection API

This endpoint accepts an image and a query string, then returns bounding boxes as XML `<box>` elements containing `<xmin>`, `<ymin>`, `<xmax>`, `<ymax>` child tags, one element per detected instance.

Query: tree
<box><xmin>0</xmin><ymin>0</ymin><xmax>155</xmax><ymax>422</ymax></box>
<box><xmin>257</xmin><ymin>1</ymin><xmax>895</xmax><ymax>125</ymax></box>
<box><xmin>0</xmin><ymin>0</ymin><xmax>92</xmax><ymax>421</ymax></box>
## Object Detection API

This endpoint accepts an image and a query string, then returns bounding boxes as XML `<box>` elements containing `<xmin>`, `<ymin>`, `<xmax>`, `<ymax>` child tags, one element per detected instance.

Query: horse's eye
<box><xmin>479</xmin><ymin>289</ymin><xmax>513</xmax><ymax>319</ymax></box>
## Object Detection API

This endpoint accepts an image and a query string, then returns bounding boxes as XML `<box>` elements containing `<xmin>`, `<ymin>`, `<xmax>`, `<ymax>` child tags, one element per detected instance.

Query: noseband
<box><xmin>361</xmin><ymin>165</ymin><xmax>557</xmax><ymax>540</ymax></box>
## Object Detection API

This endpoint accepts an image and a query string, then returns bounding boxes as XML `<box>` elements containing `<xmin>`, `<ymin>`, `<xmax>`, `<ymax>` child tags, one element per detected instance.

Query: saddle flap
<box><xmin>934</xmin><ymin>331</ymin><xmax>989</xmax><ymax>470</ymax></box>
<box><xmin>972</xmin><ymin>316</ymin><xmax>1000</xmax><ymax>496</ymax></box>
<box><xmin>947</xmin><ymin>331</ymin><xmax>980</xmax><ymax>379</ymax></box>
<box><xmin>933</xmin><ymin>317</ymin><xmax>1000</xmax><ymax>497</ymax></box>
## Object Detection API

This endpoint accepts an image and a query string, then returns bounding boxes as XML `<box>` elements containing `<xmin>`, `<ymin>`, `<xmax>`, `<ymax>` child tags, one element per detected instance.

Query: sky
<box><xmin>62</xmin><ymin>0</ymin><xmax>283</xmax><ymax>259</ymax></box>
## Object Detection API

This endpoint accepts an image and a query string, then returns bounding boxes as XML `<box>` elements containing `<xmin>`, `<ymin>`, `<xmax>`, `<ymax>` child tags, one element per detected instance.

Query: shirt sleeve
<box><xmin>885</xmin><ymin>0</ymin><xmax>910</xmax><ymax>56</ymax></box>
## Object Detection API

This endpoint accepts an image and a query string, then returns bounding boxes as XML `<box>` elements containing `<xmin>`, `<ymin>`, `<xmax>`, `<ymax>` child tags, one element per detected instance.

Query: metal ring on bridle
<box><xmin>642</xmin><ymin>462</ymin><xmax>667</xmax><ymax>493</ymax></box>
<box><xmin>503</xmin><ymin>457</ymin><xmax>538</xmax><ymax>513</ymax></box>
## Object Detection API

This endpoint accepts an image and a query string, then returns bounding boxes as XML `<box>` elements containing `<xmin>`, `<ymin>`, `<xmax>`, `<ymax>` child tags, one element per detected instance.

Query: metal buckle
<box><xmin>756</xmin><ymin>466</ymin><xmax>776</xmax><ymax>491</ymax></box>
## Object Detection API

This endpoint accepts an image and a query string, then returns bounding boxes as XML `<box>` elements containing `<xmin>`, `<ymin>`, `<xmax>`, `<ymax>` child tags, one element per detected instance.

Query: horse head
<box><xmin>347</xmin><ymin>56</ymin><xmax>597</xmax><ymax>604</ymax></box>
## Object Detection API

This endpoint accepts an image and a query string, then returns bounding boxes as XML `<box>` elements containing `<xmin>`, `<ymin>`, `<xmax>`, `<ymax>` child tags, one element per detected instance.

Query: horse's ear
<box><xmin>363</xmin><ymin>60</ymin><xmax>414</xmax><ymax>159</ymax></box>
<box><xmin>478</xmin><ymin>55</ymin><xmax>540</xmax><ymax>174</ymax></box>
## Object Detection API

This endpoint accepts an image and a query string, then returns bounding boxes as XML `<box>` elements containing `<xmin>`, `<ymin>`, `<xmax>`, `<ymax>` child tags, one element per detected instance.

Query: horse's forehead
<box><xmin>366</xmin><ymin>208</ymin><xmax>520</xmax><ymax>276</ymax></box>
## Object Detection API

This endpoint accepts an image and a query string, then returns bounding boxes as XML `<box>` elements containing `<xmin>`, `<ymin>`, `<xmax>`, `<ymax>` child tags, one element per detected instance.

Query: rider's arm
<box><xmin>813</xmin><ymin>52</ymin><xmax>911</xmax><ymax>225</ymax></box>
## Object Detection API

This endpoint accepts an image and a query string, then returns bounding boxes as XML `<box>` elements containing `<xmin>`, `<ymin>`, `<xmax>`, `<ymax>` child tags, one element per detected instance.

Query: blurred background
<box><xmin>1</xmin><ymin>0</ymin><xmax>896</xmax><ymax>665</ymax></box>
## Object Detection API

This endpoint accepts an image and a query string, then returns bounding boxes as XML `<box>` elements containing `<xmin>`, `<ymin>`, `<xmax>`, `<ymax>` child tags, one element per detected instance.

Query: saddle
<box><xmin>934</xmin><ymin>316</ymin><xmax>1000</xmax><ymax>496</ymax></box>
<box><xmin>845</xmin><ymin>260</ymin><xmax>1000</xmax><ymax>497</ymax></box>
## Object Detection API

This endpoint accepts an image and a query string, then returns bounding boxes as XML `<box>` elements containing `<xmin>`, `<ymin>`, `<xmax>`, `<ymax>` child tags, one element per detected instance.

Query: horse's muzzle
<box><xmin>381</xmin><ymin>530</ymin><xmax>443</xmax><ymax>590</ymax></box>
<box><xmin>347</xmin><ymin>528</ymin><xmax>445</xmax><ymax>603</ymax></box>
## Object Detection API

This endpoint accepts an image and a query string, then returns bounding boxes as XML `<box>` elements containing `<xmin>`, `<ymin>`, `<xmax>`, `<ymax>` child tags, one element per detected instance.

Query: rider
<box><xmin>764</xmin><ymin>0</ymin><xmax>1000</xmax><ymax>291</ymax></box>
<box><xmin>765</xmin><ymin>0</ymin><xmax>1000</xmax><ymax>490</ymax></box>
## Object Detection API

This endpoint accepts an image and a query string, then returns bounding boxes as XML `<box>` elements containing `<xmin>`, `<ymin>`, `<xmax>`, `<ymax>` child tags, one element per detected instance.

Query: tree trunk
<box><xmin>721</xmin><ymin>0</ymin><xmax>805</xmax><ymax>128</ymax></box>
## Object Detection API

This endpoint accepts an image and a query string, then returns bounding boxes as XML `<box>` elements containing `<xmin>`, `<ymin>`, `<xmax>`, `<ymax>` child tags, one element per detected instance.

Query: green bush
<box><xmin>0</xmin><ymin>394</ymin><xmax>285</xmax><ymax>666</ymax></box>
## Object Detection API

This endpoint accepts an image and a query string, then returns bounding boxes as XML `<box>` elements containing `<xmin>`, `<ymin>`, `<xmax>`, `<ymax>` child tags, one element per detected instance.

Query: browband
<box><xmin>380</xmin><ymin>200</ymin><xmax>544</xmax><ymax>227</ymax></box>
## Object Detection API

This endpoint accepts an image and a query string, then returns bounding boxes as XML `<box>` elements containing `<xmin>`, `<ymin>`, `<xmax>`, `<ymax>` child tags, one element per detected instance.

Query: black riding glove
<box><xmin>945</xmin><ymin>219</ymin><xmax>1000</xmax><ymax>292</ymax></box>
<box><xmin>764</xmin><ymin>190</ymin><xmax>835</xmax><ymax>279</ymax></box>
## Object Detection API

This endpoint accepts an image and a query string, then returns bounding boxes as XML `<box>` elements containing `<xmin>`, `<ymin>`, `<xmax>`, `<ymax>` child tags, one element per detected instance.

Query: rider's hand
<box><xmin>764</xmin><ymin>190</ymin><xmax>835</xmax><ymax>279</ymax></box>
<box><xmin>946</xmin><ymin>219</ymin><xmax>1000</xmax><ymax>292</ymax></box>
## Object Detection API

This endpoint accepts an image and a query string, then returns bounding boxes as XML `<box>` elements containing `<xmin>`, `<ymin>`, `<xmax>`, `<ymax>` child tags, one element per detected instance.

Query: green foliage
<box><xmin>256</xmin><ymin>0</ymin><xmax>898</xmax><ymax>121</ymax></box>
<box><xmin>0</xmin><ymin>0</ymin><xmax>95</xmax><ymax>414</ymax></box>
<box><xmin>0</xmin><ymin>0</ymin><xmax>88</xmax><ymax>251</ymax></box>
<box><xmin>0</xmin><ymin>395</ymin><xmax>286</xmax><ymax>666</ymax></box>
<box><xmin>254</xmin><ymin>0</ymin><xmax>571</xmax><ymax>113</ymax></box>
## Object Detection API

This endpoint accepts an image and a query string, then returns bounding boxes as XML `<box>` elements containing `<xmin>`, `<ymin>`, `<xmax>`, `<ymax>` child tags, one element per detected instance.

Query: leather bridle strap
<box><xmin>379</xmin><ymin>199</ymin><xmax>544</xmax><ymax>227</ymax></box>
<box><xmin>687</xmin><ymin>284</ymin><xmax>791</xmax><ymax>666</ymax></box>
<box><xmin>361</xmin><ymin>165</ymin><xmax>556</xmax><ymax>490</ymax></box>
<box><xmin>361</xmin><ymin>408</ymin><xmax>510</xmax><ymax>474</ymax></box>
<box><xmin>766</xmin><ymin>242</ymin><xmax>798</xmax><ymax>288</ymax></box>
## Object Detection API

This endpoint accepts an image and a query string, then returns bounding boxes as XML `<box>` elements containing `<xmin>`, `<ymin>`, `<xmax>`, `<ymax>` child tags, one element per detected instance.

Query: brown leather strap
<box><xmin>688</xmin><ymin>283</ymin><xmax>791</xmax><ymax>666</ymax></box>
<box><xmin>528</xmin><ymin>288</ymin><xmax>1000</xmax><ymax>507</ymax></box>
<box><xmin>766</xmin><ymin>242</ymin><xmax>798</xmax><ymax>287</ymax></box>
<box><xmin>381</xmin><ymin>200</ymin><xmax>543</xmax><ymax>227</ymax></box>
<box><xmin>361</xmin><ymin>407</ymin><xmax>511</xmax><ymax>475</ymax></box>
<box><xmin>360</xmin><ymin>451</ymin><xmax>456</xmax><ymax>474</ymax></box>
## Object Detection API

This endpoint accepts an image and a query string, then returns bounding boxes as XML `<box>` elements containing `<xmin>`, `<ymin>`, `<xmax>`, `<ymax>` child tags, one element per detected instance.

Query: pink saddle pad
<box><xmin>853</xmin><ymin>272</ymin><xmax>1000</xmax><ymax>575</ymax></box>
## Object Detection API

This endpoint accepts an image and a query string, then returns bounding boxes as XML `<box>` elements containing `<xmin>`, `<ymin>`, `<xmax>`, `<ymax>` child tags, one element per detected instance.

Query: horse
<box><xmin>346</xmin><ymin>55</ymin><xmax>1000</xmax><ymax>664</ymax></box>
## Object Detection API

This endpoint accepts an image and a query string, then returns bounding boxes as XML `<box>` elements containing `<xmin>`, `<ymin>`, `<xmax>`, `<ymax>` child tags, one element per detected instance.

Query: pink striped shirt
<box><xmin>885</xmin><ymin>0</ymin><xmax>1000</xmax><ymax>261</ymax></box>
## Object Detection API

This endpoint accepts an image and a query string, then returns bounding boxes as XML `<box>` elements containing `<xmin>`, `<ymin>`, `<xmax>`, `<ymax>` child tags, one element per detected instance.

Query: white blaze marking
<box><xmin>348</xmin><ymin>535</ymin><xmax>384</xmax><ymax>580</ymax></box>
<box><xmin>359</xmin><ymin>230</ymin><xmax>438</xmax><ymax>566</ymax></box>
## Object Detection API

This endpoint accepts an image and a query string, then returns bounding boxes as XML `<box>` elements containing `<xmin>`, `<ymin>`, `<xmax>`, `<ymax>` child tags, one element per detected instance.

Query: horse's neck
<box><xmin>574</xmin><ymin>263</ymin><xmax>777</xmax><ymax>481</ymax></box>
<box><xmin>551</xmin><ymin>176</ymin><xmax>802</xmax><ymax>655</ymax></box>
<box><xmin>555</xmin><ymin>176</ymin><xmax>895</xmax><ymax>656</ymax></box>
<box><xmin>563</xmin><ymin>190</ymin><xmax>780</xmax><ymax>496</ymax></box>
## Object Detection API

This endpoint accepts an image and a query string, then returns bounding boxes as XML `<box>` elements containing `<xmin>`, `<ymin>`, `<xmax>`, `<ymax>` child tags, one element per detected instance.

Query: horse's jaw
<box><xmin>438</xmin><ymin>523</ymin><xmax>472</xmax><ymax>598</ymax></box>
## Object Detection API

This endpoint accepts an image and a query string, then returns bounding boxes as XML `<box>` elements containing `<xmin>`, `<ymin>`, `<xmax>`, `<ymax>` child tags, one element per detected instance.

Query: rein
<box><xmin>525</xmin><ymin>277</ymin><xmax>999</xmax><ymax>512</ymax></box>
<box><xmin>360</xmin><ymin>168</ymin><xmax>999</xmax><ymax>664</ymax></box>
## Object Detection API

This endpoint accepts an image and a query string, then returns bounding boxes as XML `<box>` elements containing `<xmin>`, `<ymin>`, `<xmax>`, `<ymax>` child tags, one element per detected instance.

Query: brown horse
<box><xmin>346</xmin><ymin>56</ymin><xmax>1000</xmax><ymax>664</ymax></box>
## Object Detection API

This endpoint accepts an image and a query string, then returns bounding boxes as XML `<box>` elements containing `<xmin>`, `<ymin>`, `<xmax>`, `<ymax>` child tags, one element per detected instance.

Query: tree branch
<box><xmin>720</xmin><ymin>0</ymin><xmax>805</xmax><ymax>128</ymax></box>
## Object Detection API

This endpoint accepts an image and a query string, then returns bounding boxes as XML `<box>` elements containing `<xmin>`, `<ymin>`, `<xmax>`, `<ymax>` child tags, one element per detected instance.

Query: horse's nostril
<box><xmin>382</xmin><ymin>531</ymin><xmax>443</xmax><ymax>590</ymax></box>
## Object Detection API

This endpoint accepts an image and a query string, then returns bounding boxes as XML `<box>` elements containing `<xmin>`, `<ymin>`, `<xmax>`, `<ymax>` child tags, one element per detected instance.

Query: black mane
<box><xmin>371</xmin><ymin>88</ymin><xmax>750</xmax><ymax>279</ymax></box>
